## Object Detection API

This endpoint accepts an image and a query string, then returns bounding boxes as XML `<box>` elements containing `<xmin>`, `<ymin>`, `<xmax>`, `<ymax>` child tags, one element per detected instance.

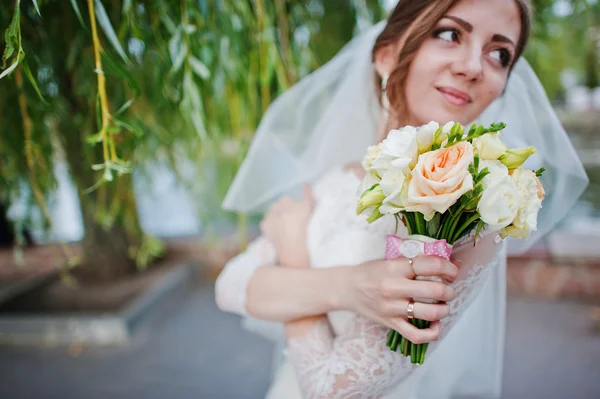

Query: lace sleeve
<box><xmin>286</xmin><ymin>232</ymin><xmax>503</xmax><ymax>399</ymax></box>
<box><xmin>214</xmin><ymin>236</ymin><xmax>277</xmax><ymax>316</ymax></box>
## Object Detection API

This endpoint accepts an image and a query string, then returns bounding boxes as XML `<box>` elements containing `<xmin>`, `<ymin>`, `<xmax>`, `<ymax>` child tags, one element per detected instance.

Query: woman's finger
<box><xmin>401</xmin><ymin>280</ymin><xmax>456</xmax><ymax>302</ymax></box>
<box><xmin>382</xmin><ymin>299</ymin><xmax>450</xmax><ymax>321</ymax></box>
<box><xmin>411</xmin><ymin>256</ymin><xmax>459</xmax><ymax>282</ymax></box>
<box><xmin>390</xmin><ymin>318</ymin><xmax>442</xmax><ymax>345</ymax></box>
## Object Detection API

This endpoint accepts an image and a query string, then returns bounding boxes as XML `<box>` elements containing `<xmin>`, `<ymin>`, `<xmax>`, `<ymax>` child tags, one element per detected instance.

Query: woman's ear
<box><xmin>374</xmin><ymin>44</ymin><xmax>398</xmax><ymax>78</ymax></box>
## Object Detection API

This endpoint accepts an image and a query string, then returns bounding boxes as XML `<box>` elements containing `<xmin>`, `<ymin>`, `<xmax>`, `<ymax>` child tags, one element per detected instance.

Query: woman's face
<box><xmin>396</xmin><ymin>0</ymin><xmax>521</xmax><ymax>126</ymax></box>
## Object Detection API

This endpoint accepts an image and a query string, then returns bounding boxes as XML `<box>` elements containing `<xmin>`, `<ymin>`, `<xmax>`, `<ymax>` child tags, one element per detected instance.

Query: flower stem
<box><xmin>452</xmin><ymin>212</ymin><xmax>480</xmax><ymax>243</ymax></box>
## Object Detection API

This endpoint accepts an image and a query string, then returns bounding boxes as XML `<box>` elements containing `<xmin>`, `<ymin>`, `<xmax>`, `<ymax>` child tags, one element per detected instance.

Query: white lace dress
<box><xmin>216</xmin><ymin>166</ymin><xmax>507</xmax><ymax>399</ymax></box>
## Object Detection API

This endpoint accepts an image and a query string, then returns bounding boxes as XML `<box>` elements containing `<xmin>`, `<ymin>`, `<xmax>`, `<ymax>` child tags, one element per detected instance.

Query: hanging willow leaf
<box><xmin>2</xmin><ymin>2</ymin><xmax>21</xmax><ymax>69</ymax></box>
<box><xmin>122</xmin><ymin>0</ymin><xmax>133</xmax><ymax>15</ymax></box>
<box><xmin>101</xmin><ymin>50</ymin><xmax>140</xmax><ymax>95</ymax></box>
<box><xmin>22</xmin><ymin>61</ymin><xmax>49</xmax><ymax>104</ymax></box>
<box><xmin>32</xmin><ymin>0</ymin><xmax>41</xmax><ymax>16</ymax></box>
<box><xmin>188</xmin><ymin>56</ymin><xmax>210</xmax><ymax>79</ymax></box>
<box><xmin>0</xmin><ymin>56</ymin><xmax>21</xmax><ymax>80</ymax></box>
<box><xmin>182</xmin><ymin>69</ymin><xmax>206</xmax><ymax>140</ymax></box>
<box><xmin>94</xmin><ymin>0</ymin><xmax>130</xmax><ymax>64</ymax></box>
<box><xmin>69</xmin><ymin>0</ymin><xmax>86</xmax><ymax>27</ymax></box>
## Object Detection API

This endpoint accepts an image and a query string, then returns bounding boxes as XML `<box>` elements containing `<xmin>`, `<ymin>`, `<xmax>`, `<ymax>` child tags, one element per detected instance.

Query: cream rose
<box><xmin>472</xmin><ymin>133</ymin><xmax>507</xmax><ymax>160</ymax></box>
<box><xmin>406</xmin><ymin>141</ymin><xmax>474</xmax><ymax>220</ymax></box>
<box><xmin>502</xmin><ymin>168</ymin><xmax>543</xmax><ymax>238</ymax></box>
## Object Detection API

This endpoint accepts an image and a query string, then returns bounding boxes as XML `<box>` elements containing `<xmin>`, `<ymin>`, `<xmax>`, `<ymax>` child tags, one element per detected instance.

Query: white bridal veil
<box><xmin>222</xmin><ymin>21</ymin><xmax>588</xmax><ymax>255</ymax></box>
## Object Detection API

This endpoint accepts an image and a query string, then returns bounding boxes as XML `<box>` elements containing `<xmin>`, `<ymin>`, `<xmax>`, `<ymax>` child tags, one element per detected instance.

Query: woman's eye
<box><xmin>490</xmin><ymin>48</ymin><xmax>511</xmax><ymax>67</ymax></box>
<box><xmin>435</xmin><ymin>29</ymin><xmax>459</xmax><ymax>43</ymax></box>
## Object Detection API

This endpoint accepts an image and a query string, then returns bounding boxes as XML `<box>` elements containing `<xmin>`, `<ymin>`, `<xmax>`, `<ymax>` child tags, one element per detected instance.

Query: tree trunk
<box><xmin>58</xmin><ymin>96</ymin><xmax>141</xmax><ymax>282</ymax></box>
<box><xmin>77</xmin><ymin>189</ymin><xmax>137</xmax><ymax>282</ymax></box>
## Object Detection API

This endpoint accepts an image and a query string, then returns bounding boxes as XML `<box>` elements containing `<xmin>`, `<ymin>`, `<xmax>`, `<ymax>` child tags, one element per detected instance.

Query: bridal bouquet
<box><xmin>356</xmin><ymin>121</ymin><xmax>545</xmax><ymax>364</ymax></box>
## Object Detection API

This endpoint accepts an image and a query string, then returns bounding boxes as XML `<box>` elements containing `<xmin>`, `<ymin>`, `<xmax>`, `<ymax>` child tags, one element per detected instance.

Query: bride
<box><xmin>216</xmin><ymin>0</ymin><xmax>587</xmax><ymax>398</ymax></box>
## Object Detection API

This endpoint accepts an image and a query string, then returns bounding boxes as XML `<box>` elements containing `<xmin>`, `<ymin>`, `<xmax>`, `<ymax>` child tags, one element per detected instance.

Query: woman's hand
<box><xmin>338</xmin><ymin>256</ymin><xmax>459</xmax><ymax>344</ymax></box>
<box><xmin>260</xmin><ymin>185</ymin><xmax>313</xmax><ymax>268</ymax></box>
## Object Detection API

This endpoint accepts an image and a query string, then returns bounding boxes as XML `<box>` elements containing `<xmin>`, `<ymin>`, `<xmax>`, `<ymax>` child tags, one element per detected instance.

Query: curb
<box><xmin>0</xmin><ymin>261</ymin><xmax>198</xmax><ymax>346</ymax></box>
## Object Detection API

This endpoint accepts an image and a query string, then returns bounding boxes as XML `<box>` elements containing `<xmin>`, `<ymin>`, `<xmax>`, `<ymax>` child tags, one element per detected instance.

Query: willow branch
<box><xmin>15</xmin><ymin>67</ymin><xmax>75</xmax><ymax>264</ymax></box>
<box><xmin>87</xmin><ymin>0</ymin><xmax>112</xmax><ymax>164</ymax></box>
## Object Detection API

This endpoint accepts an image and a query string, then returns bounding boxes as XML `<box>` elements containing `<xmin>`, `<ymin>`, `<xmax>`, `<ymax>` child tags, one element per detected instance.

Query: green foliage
<box><xmin>526</xmin><ymin>0</ymin><xmax>600</xmax><ymax>99</ymax></box>
<box><xmin>0</xmin><ymin>0</ymin><xmax>382</xmax><ymax>270</ymax></box>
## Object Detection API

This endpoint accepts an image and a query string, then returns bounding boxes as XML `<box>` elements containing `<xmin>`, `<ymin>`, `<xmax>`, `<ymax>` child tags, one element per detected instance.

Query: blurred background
<box><xmin>0</xmin><ymin>0</ymin><xmax>598</xmax><ymax>398</ymax></box>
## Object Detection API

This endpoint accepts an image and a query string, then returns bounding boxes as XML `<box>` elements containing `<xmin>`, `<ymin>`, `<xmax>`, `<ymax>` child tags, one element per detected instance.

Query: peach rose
<box><xmin>406</xmin><ymin>142</ymin><xmax>474</xmax><ymax>219</ymax></box>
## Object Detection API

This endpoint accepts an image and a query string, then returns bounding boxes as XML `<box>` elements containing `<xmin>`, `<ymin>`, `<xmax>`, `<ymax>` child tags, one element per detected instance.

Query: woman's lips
<box><xmin>437</xmin><ymin>87</ymin><xmax>472</xmax><ymax>106</ymax></box>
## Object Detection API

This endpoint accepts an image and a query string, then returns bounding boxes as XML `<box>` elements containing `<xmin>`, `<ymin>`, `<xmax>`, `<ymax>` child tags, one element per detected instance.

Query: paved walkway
<box><xmin>0</xmin><ymin>284</ymin><xmax>598</xmax><ymax>399</ymax></box>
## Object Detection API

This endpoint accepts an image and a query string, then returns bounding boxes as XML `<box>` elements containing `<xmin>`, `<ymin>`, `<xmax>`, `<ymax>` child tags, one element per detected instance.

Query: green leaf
<box><xmin>113</xmin><ymin>118</ymin><xmax>143</xmax><ymax>137</ymax></box>
<box><xmin>535</xmin><ymin>167</ymin><xmax>546</xmax><ymax>177</ymax></box>
<box><xmin>23</xmin><ymin>61</ymin><xmax>49</xmax><ymax>105</ymax></box>
<box><xmin>101</xmin><ymin>50</ymin><xmax>140</xmax><ymax>95</ymax></box>
<box><xmin>122</xmin><ymin>0</ymin><xmax>133</xmax><ymax>14</ymax></box>
<box><xmin>169</xmin><ymin>29</ymin><xmax>186</xmax><ymax>72</ymax></box>
<box><xmin>474</xmin><ymin>220</ymin><xmax>486</xmax><ymax>242</ymax></box>
<box><xmin>115</xmin><ymin>98</ymin><xmax>135</xmax><ymax>116</ymax></box>
<box><xmin>0</xmin><ymin>57</ymin><xmax>20</xmax><ymax>80</ymax></box>
<box><xmin>86</xmin><ymin>132</ymin><xmax>103</xmax><ymax>144</ymax></box>
<box><xmin>69</xmin><ymin>0</ymin><xmax>87</xmax><ymax>27</ymax></box>
<box><xmin>32</xmin><ymin>0</ymin><xmax>41</xmax><ymax>16</ymax></box>
<box><xmin>182</xmin><ymin>70</ymin><xmax>207</xmax><ymax>139</ymax></box>
<box><xmin>2</xmin><ymin>2</ymin><xmax>21</xmax><ymax>69</ymax></box>
<box><xmin>95</xmin><ymin>0</ymin><xmax>130</xmax><ymax>65</ymax></box>
<box><xmin>160</xmin><ymin>14</ymin><xmax>177</xmax><ymax>35</ymax></box>
<box><xmin>189</xmin><ymin>56</ymin><xmax>210</xmax><ymax>79</ymax></box>
<box><xmin>427</xmin><ymin>213</ymin><xmax>441</xmax><ymax>238</ymax></box>
<box><xmin>366</xmin><ymin>206</ymin><xmax>384</xmax><ymax>224</ymax></box>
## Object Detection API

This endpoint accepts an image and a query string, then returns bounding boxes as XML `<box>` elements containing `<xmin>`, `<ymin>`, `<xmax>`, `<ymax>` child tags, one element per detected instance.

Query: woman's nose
<box><xmin>451</xmin><ymin>49</ymin><xmax>483</xmax><ymax>81</ymax></box>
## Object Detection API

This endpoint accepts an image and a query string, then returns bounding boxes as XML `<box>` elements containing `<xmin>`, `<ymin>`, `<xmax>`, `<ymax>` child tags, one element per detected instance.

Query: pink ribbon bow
<box><xmin>385</xmin><ymin>235</ymin><xmax>453</xmax><ymax>261</ymax></box>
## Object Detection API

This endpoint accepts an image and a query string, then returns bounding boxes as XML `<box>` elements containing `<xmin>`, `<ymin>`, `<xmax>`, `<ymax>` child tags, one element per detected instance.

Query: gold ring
<box><xmin>406</xmin><ymin>299</ymin><xmax>415</xmax><ymax>319</ymax></box>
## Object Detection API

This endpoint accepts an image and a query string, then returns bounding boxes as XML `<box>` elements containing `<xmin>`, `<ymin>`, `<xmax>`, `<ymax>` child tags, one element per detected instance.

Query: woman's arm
<box><xmin>215</xmin><ymin>235</ymin><xmax>456</xmax><ymax>329</ymax></box>
<box><xmin>215</xmin><ymin>235</ymin><xmax>351</xmax><ymax>321</ymax></box>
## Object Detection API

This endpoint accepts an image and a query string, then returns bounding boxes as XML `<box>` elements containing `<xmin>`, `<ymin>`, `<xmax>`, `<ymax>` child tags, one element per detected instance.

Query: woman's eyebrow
<box><xmin>492</xmin><ymin>34</ymin><xmax>515</xmax><ymax>48</ymax></box>
<box><xmin>442</xmin><ymin>15</ymin><xmax>516</xmax><ymax>47</ymax></box>
<box><xmin>442</xmin><ymin>15</ymin><xmax>472</xmax><ymax>32</ymax></box>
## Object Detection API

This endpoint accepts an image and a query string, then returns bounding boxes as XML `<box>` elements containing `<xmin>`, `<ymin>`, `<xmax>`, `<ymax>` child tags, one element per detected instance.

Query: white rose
<box><xmin>416</xmin><ymin>121</ymin><xmax>439</xmax><ymax>153</ymax></box>
<box><xmin>472</xmin><ymin>133</ymin><xmax>507</xmax><ymax>160</ymax></box>
<box><xmin>477</xmin><ymin>175</ymin><xmax>521</xmax><ymax>230</ymax></box>
<box><xmin>372</xmin><ymin>126</ymin><xmax>418</xmax><ymax>174</ymax></box>
<box><xmin>380</xmin><ymin>174</ymin><xmax>410</xmax><ymax>215</ymax></box>
<box><xmin>362</xmin><ymin>143</ymin><xmax>384</xmax><ymax>170</ymax></box>
<box><xmin>379</xmin><ymin>168</ymin><xmax>407</xmax><ymax>214</ymax></box>
<box><xmin>479</xmin><ymin>160</ymin><xmax>509</xmax><ymax>188</ymax></box>
<box><xmin>503</xmin><ymin>168</ymin><xmax>543</xmax><ymax>238</ymax></box>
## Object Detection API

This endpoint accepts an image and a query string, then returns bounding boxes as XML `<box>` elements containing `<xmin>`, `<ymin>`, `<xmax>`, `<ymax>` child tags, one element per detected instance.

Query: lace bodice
<box><xmin>215</xmin><ymin>166</ymin><xmax>504</xmax><ymax>399</ymax></box>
